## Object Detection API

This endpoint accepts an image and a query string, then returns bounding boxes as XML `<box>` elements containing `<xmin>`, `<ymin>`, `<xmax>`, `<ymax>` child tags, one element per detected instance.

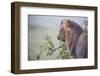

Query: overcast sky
<box><xmin>28</xmin><ymin>15</ymin><xmax>88</xmax><ymax>29</ymax></box>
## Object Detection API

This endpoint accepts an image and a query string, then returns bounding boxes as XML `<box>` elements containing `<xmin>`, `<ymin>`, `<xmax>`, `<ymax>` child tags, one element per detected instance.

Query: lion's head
<box><xmin>58</xmin><ymin>19</ymin><xmax>83</xmax><ymax>51</ymax></box>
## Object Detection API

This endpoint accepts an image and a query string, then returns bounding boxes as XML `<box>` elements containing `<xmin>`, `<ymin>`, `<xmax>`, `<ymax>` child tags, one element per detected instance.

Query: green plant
<box><xmin>57</xmin><ymin>41</ymin><xmax>70</xmax><ymax>59</ymax></box>
<box><xmin>36</xmin><ymin>34</ymin><xmax>70</xmax><ymax>60</ymax></box>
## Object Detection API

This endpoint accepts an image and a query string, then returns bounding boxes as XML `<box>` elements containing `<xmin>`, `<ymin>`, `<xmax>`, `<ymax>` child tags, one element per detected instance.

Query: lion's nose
<box><xmin>58</xmin><ymin>36</ymin><xmax>60</xmax><ymax>40</ymax></box>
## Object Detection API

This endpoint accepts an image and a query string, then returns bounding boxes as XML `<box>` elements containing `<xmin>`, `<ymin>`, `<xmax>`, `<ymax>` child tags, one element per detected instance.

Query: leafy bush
<box><xmin>36</xmin><ymin>34</ymin><xmax>70</xmax><ymax>60</ymax></box>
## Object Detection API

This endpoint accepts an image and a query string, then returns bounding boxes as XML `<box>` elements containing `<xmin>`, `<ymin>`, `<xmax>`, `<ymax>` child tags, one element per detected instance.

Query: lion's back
<box><xmin>75</xmin><ymin>32</ymin><xmax>88</xmax><ymax>58</ymax></box>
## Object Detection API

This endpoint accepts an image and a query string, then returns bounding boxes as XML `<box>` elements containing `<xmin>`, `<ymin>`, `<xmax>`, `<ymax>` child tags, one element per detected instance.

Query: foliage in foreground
<box><xmin>36</xmin><ymin>34</ymin><xmax>70</xmax><ymax>60</ymax></box>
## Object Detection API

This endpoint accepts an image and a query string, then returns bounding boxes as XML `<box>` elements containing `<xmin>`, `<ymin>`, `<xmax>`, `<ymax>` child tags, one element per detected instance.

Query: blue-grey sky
<box><xmin>28</xmin><ymin>15</ymin><xmax>88</xmax><ymax>29</ymax></box>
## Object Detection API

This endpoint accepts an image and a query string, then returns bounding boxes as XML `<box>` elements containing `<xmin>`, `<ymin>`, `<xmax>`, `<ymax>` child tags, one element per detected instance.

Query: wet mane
<box><xmin>58</xmin><ymin>19</ymin><xmax>88</xmax><ymax>58</ymax></box>
<box><xmin>68</xmin><ymin>20</ymin><xmax>84</xmax><ymax>37</ymax></box>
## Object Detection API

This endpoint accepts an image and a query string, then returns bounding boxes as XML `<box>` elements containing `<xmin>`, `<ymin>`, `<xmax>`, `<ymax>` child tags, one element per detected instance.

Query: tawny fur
<box><xmin>58</xmin><ymin>19</ymin><xmax>88</xmax><ymax>58</ymax></box>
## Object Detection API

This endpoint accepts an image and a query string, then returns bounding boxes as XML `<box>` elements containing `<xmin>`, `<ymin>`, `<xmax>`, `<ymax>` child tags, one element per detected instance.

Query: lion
<box><xmin>58</xmin><ymin>19</ymin><xmax>88</xmax><ymax>58</ymax></box>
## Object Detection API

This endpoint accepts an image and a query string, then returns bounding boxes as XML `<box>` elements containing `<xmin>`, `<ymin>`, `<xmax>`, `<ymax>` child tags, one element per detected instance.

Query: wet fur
<box><xmin>58</xmin><ymin>19</ymin><xmax>88</xmax><ymax>58</ymax></box>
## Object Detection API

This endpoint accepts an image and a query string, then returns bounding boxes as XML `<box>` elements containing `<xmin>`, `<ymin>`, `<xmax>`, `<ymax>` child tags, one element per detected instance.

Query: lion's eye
<box><xmin>66</xmin><ymin>24</ymin><xmax>69</xmax><ymax>28</ymax></box>
<box><xmin>61</xmin><ymin>28</ymin><xmax>65</xmax><ymax>34</ymax></box>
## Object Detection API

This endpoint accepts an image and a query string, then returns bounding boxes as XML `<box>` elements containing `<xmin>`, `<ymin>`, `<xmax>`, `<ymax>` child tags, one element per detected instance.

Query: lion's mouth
<box><xmin>60</xmin><ymin>39</ymin><xmax>65</xmax><ymax>42</ymax></box>
<box><xmin>58</xmin><ymin>37</ymin><xmax>65</xmax><ymax>42</ymax></box>
<box><xmin>58</xmin><ymin>36</ymin><xmax>65</xmax><ymax>42</ymax></box>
